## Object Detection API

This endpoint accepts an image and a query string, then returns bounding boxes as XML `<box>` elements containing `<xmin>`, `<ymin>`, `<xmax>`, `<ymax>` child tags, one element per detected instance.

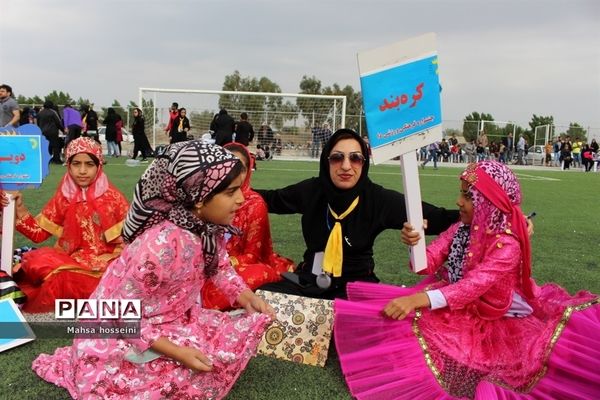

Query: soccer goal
<box><xmin>533</xmin><ymin>124</ymin><xmax>553</xmax><ymax>147</ymax></box>
<box><xmin>139</xmin><ymin>88</ymin><xmax>346</xmax><ymax>158</ymax></box>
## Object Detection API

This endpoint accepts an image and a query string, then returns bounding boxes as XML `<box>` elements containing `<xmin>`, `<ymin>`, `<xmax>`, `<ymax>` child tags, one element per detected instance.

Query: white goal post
<box><xmin>139</xmin><ymin>88</ymin><xmax>347</xmax><ymax>158</ymax></box>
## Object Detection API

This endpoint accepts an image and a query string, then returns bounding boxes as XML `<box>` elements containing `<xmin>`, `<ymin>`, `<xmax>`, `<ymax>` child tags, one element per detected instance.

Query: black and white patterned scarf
<box><xmin>122</xmin><ymin>140</ymin><xmax>240</xmax><ymax>276</ymax></box>
<box><xmin>446</xmin><ymin>223</ymin><xmax>471</xmax><ymax>283</ymax></box>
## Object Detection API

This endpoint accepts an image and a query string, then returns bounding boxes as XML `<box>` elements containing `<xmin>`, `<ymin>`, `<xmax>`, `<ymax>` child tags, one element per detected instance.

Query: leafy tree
<box><xmin>44</xmin><ymin>90</ymin><xmax>74</xmax><ymax>107</ymax></box>
<box><xmin>100</xmin><ymin>99</ymin><xmax>125</xmax><ymax>121</ymax></box>
<box><xmin>527</xmin><ymin>114</ymin><xmax>554</xmax><ymax>145</ymax></box>
<box><xmin>297</xmin><ymin>76</ymin><xmax>363</xmax><ymax>132</ymax></box>
<box><xmin>563</xmin><ymin>122</ymin><xmax>587</xmax><ymax>141</ymax></box>
<box><xmin>322</xmin><ymin>83</ymin><xmax>363</xmax><ymax>133</ymax></box>
<box><xmin>189</xmin><ymin>110</ymin><xmax>216</xmax><ymax>134</ymax></box>
<box><xmin>219</xmin><ymin>71</ymin><xmax>286</xmax><ymax>128</ymax></box>
<box><xmin>16</xmin><ymin>95</ymin><xmax>29</xmax><ymax>104</ymax></box>
<box><xmin>16</xmin><ymin>92</ymin><xmax>91</xmax><ymax>113</ymax></box>
<box><xmin>462</xmin><ymin>112</ymin><xmax>496</xmax><ymax>142</ymax></box>
<box><xmin>297</xmin><ymin>75</ymin><xmax>328</xmax><ymax>128</ymax></box>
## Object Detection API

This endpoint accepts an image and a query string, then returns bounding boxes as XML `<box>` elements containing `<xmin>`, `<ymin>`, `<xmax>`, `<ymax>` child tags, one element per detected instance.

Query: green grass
<box><xmin>2</xmin><ymin>159</ymin><xmax>599</xmax><ymax>399</ymax></box>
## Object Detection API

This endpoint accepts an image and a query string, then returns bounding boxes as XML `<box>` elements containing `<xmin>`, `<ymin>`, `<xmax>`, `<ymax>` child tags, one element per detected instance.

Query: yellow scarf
<box><xmin>178</xmin><ymin>117</ymin><xmax>184</xmax><ymax>132</ymax></box>
<box><xmin>322</xmin><ymin>196</ymin><xmax>359</xmax><ymax>277</ymax></box>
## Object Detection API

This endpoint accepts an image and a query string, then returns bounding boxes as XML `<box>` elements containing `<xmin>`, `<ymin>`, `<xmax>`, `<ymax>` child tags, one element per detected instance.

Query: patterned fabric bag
<box><xmin>0</xmin><ymin>270</ymin><xmax>26</xmax><ymax>306</ymax></box>
<box><xmin>255</xmin><ymin>290</ymin><xmax>334</xmax><ymax>367</ymax></box>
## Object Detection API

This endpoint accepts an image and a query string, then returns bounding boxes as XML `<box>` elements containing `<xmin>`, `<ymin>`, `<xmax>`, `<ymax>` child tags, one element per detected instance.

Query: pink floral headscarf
<box><xmin>460</xmin><ymin>161</ymin><xmax>535</xmax><ymax>299</ymax></box>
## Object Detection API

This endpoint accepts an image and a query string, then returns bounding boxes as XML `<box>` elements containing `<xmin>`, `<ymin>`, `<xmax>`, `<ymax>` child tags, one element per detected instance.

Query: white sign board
<box><xmin>358</xmin><ymin>33</ymin><xmax>444</xmax><ymax>271</ymax></box>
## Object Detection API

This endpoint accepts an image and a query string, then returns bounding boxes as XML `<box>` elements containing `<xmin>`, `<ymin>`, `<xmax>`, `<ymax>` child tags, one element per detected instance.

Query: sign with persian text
<box><xmin>0</xmin><ymin>124</ymin><xmax>50</xmax><ymax>189</ymax></box>
<box><xmin>358</xmin><ymin>33</ymin><xmax>442</xmax><ymax>163</ymax></box>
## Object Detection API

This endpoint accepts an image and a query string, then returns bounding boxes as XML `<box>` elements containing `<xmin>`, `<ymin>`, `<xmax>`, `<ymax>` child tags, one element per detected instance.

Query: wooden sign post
<box><xmin>0</xmin><ymin>126</ymin><xmax>50</xmax><ymax>276</ymax></box>
<box><xmin>1</xmin><ymin>195</ymin><xmax>16</xmax><ymax>275</ymax></box>
<box><xmin>358</xmin><ymin>33</ymin><xmax>443</xmax><ymax>272</ymax></box>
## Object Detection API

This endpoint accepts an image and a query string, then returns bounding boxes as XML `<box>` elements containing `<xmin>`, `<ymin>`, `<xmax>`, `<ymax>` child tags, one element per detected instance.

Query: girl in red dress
<box><xmin>12</xmin><ymin>137</ymin><xmax>129</xmax><ymax>312</ymax></box>
<box><xmin>202</xmin><ymin>143</ymin><xmax>294</xmax><ymax>310</ymax></box>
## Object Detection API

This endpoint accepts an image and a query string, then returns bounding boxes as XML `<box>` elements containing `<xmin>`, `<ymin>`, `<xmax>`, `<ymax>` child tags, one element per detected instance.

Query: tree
<box><xmin>322</xmin><ymin>83</ymin><xmax>363</xmax><ymax>133</ymax></box>
<box><xmin>16</xmin><ymin>92</ymin><xmax>90</xmax><ymax>111</ymax></box>
<box><xmin>189</xmin><ymin>110</ymin><xmax>216</xmax><ymax>134</ymax></box>
<box><xmin>100</xmin><ymin>100</ymin><xmax>125</xmax><ymax>122</ymax></box>
<box><xmin>462</xmin><ymin>112</ymin><xmax>496</xmax><ymax>142</ymax></box>
<box><xmin>297</xmin><ymin>75</ymin><xmax>328</xmax><ymax>128</ymax></box>
<box><xmin>297</xmin><ymin>76</ymin><xmax>363</xmax><ymax>132</ymax></box>
<box><xmin>527</xmin><ymin>114</ymin><xmax>554</xmax><ymax>145</ymax></box>
<box><xmin>44</xmin><ymin>90</ymin><xmax>74</xmax><ymax>107</ymax></box>
<box><xmin>563</xmin><ymin>122</ymin><xmax>587</xmax><ymax>141</ymax></box>
<box><xmin>219</xmin><ymin>71</ymin><xmax>286</xmax><ymax>128</ymax></box>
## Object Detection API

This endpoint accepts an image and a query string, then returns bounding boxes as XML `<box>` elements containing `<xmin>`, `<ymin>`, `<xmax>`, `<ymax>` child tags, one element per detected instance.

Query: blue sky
<box><xmin>1</xmin><ymin>0</ymin><xmax>598</xmax><ymax>129</ymax></box>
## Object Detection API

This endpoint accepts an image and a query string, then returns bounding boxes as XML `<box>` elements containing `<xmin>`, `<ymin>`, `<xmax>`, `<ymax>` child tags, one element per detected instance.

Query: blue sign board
<box><xmin>360</xmin><ymin>55</ymin><xmax>442</xmax><ymax>149</ymax></box>
<box><xmin>0</xmin><ymin>124</ymin><xmax>50</xmax><ymax>189</ymax></box>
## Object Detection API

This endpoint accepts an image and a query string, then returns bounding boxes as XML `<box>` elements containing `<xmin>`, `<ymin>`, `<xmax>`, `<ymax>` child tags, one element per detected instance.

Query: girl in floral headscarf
<box><xmin>201</xmin><ymin>143</ymin><xmax>295</xmax><ymax>310</ymax></box>
<box><xmin>12</xmin><ymin>137</ymin><xmax>129</xmax><ymax>312</ymax></box>
<box><xmin>334</xmin><ymin>161</ymin><xmax>599</xmax><ymax>400</ymax></box>
<box><xmin>33</xmin><ymin>140</ymin><xmax>273</xmax><ymax>400</ymax></box>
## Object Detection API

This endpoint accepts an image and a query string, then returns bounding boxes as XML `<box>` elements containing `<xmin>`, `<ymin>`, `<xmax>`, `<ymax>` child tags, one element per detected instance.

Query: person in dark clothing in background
<box><xmin>37</xmin><ymin>100</ymin><xmax>64</xmax><ymax>164</ymax></box>
<box><xmin>81</xmin><ymin>104</ymin><xmax>100</xmax><ymax>144</ymax></box>
<box><xmin>213</xmin><ymin>109</ymin><xmax>235</xmax><ymax>146</ymax></box>
<box><xmin>131</xmin><ymin>107</ymin><xmax>153</xmax><ymax>161</ymax></box>
<box><xmin>103</xmin><ymin>108</ymin><xmax>120</xmax><ymax>157</ymax></box>
<box><xmin>234</xmin><ymin>112</ymin><xmax>254</xmax><ymax>146</ymax></box>
<box><xmin>169</xmin><ymin>108</ymin><xmax>190</xmax><ymax>144</ymax></box>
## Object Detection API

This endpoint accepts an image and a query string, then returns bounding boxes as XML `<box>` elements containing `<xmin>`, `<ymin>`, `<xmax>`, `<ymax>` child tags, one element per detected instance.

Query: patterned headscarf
<box><xmin>61</xmin><ymin>137</ymin><xmax>108</xmax><ymax>202</ymax></box>
<box><xmin>122</xmin><ymin>140</ymin><xmax>241</xmax><ymax>276</ymax></box>
<box><xmin>460</xmin><ymin>161</ymin><xmax>535</xmax><ymax>299</ymax></box>
<box><xmin>58</xmin><ymin>137</ymin><xmax>114</xmax><ymax>252</ymax></box>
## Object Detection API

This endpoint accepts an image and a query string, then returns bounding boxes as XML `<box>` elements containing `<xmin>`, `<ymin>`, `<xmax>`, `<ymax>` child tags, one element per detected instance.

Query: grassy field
<box><xmin>1</xmin><ymin>158</ymin><xmax>599</xmax><ymax>399</ymax></box>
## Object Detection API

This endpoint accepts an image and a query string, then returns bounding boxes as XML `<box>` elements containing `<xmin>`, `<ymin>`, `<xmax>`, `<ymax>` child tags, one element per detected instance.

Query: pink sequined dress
<box><xmin>32</xmin><ymin>221</ymin><xmax>271</xmax><ymax>399</ymax></box>
<box><xmin>334</xmin><ymin>222</ymin><xmax>599</xmax><ymax>399</ymax></box>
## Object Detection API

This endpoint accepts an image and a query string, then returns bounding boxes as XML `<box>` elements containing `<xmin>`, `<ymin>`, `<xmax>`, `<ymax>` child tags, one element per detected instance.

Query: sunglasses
<box><xmin>328</xmin><ymin>152</ymin><xmax>366</xmax><ymax>166</ymax></box>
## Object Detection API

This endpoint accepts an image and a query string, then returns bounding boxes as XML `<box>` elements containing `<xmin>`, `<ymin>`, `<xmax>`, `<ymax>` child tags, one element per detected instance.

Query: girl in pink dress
<box><xmin>32</xmin><ymin>141</ymin><xmax>274</xmax><ymax>399</ymax></box>
<box><xmin>334</xmin><ymin>161</ymin><xmax>599</xmax><ymax>399</ymax></box>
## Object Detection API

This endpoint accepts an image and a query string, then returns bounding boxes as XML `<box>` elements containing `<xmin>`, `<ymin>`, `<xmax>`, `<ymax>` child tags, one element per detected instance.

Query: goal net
<box><xmin>532</xmin><ymin>124</ymin><xmax>554</xmax><ymax>147</ymax></box>
<box><xmin>460</xmin><ymin>120</ymin><xmax>518</xmax><ymax>146</ymax></box>
<box><xmin>139</xmin><ymin>88</ymin><xmax>346</xmax><ymax>159</ymax></box>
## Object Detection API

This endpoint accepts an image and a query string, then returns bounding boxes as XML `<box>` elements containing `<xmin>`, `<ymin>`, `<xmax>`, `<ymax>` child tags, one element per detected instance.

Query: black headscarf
<box><xmin>318</xmin><ymin>128</ymin><xmax>371</xmax><ymax>212</ymax></box>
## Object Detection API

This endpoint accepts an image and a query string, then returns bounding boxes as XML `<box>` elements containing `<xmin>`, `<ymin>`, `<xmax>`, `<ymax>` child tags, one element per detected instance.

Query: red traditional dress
<box><xmin>201</xmin><ymin>144</ymin><xmax>294</xmax><ymax>310</ymax></box>
<box><xmin>15</xmin><ymin>138</ymin><xmax>129</xmax><ymax>312</ymax></box>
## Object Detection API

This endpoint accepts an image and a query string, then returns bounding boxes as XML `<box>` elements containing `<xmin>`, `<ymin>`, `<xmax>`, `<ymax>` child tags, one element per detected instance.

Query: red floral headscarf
<box><xmin>57</xmin><ymin>137</ymin><xmax>116</xmax><ymax>252</ymax></box>
<box><xmin>61</xmin><ymin>137</ymin><xmax>108</xmax><ymax>202</ymax></box>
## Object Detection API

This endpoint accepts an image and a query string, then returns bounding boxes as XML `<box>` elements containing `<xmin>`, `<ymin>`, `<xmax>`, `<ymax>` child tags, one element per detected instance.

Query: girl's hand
<box><xmin>400</xmin><ymin>220</ymin><xmax>428</xmax><ymax>246</ymax></box>
<box><xmin>525</xmin><ymin>217</ymin><xmax>534</xmax><ymax>236</ymax></box>
<box><xmin>0</xmin><ymin>191</ymin><xmax>8</xmax><ymax>208</ymax></box>
<box><xmin>237</xmin><ymin>290</ymin><xmax>276</xmax><ymax>320</ymax></box>
<box><xmin>151</xmin><ymin>337</ymin><xmax>213</xmax><ymax>372</ymax></box>
<box><xmin>175</xmin><ymin>346</ymin><xmax>213</xmax><ymax>372</ymax></box>
<box><xmin>382</xmin><ymin>293</ymin><xmax>430</xmax><ymax>320</ymax></box>
<box><xmin>6</xmin><ymin>191</ymin><xmax>28</xmax><ymax>218</ymax></box>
